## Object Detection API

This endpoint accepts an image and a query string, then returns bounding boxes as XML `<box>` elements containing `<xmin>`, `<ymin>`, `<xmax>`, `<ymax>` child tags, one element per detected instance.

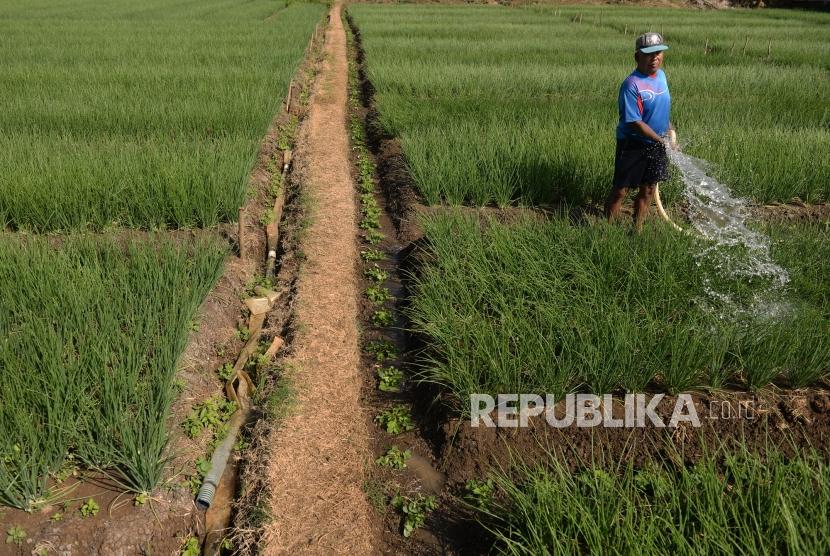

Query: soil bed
<box><xmin>346</xmin><ymin>10</ymin><xmax>830</xmax><ymax>555</ymax></box>
<box><xmin>0</xmin><ymin>20</ymin><xmax>325</xmax><ymax>555</ymax></box>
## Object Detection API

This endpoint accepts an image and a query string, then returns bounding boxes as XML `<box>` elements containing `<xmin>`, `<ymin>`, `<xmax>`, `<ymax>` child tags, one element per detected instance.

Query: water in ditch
<box><xmin>668</xmin><ymin>148</ymin><xmax>790</xmax><ymax>320</ymax></box>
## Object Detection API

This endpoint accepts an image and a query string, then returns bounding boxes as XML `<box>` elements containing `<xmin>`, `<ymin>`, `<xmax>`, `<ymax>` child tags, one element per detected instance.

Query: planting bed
<box><xmin>0</xmin><ymin>0</ymin><xmax>323</xmax><ymax>232</ymax></box>
<box><xmin>350</xmin><ymin>4</ymin><xmax>830</xmax><ymax>206</ymax></box>
<box><xmin>0</xmin><ymin>0</ymin><xmax>325</xmax><ymax>553</ymax></box>
<box><xmin>0</xmin><ymin>235</ymin><xmax>225</xmax><ymax>510</ymax></box>
<box><xmin>347</xmin><ymin>5</ymin><xmax>830</xmax><ymax>554</ymax></box>
<box><xmin>408</xmin><ymin>213</ymin><xmax>830</xmax><ymax>401</ymax></box>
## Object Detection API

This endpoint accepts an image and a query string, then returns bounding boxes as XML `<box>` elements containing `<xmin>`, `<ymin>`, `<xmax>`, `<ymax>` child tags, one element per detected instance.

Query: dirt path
<box><xmin>260</xmin><ymin>5</ymin><xmax>378</xmax><ymax>555</ymax></box>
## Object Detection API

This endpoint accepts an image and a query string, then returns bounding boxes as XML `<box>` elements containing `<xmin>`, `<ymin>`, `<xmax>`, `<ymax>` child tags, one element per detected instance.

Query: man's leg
<box><xmin>605</xmin><ymin>186</ymin><xmax>629</xmax><ymax>221</ymax></box>
<box><xmin>633</xmin><ymin>183</ymin><xmax>656</xmax><ymax>232</ymax></box>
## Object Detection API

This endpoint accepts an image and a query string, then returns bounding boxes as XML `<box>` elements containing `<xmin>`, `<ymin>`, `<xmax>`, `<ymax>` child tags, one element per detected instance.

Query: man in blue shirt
<box><xmin>605</xmin><ymin>32</ymin><xmax>677</xmax><ymax>232</ymax></box>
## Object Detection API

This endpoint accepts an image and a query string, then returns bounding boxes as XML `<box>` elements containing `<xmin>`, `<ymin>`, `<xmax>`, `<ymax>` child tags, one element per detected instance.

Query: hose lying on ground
<box><xmin>654</xmin><ymin>131</ymin><xmax>685</xmax><ymax>233</ymax></box>
<box><xmin>197</xmin><ymin>291</ymin><xmax>283</xmax><ymax>555</ymax></box>
<box><xmin>654</xmin><ymin>183</ymin><xmax>683</xmax><ymax>232</ymax></box>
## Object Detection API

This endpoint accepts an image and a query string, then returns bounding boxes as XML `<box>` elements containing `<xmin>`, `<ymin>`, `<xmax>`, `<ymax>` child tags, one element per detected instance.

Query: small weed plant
<box><xmin>375</xmin><ymin>405</ymin><xmax>415</xmax><ymax>434</ymax></box>
<box><xmin>376</xmin><ymin>446</ymin><xmax>411</xmax><ymax>470</ymax></box>
<box><xmin>391</xmin><ymin>494</ymin><xmax>437</xmax><ymax>538</ymax></box>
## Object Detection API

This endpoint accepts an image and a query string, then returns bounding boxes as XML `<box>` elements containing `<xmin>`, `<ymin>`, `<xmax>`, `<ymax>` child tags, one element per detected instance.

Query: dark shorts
<box><xmin>613</xmin><ymin>138</ymin><xmax>669</xmax><ymax>189</ymax></box>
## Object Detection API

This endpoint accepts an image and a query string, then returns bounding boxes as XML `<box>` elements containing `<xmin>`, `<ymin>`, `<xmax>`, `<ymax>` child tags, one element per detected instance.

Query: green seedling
<box><xmin>236</xmin><ymin>326</ymin><xmax>251</xmax><ymax>343</ymax></box>
<box><xmin>245</xmin><ymin>351</ymin><xmax>270</xmax><ymax>373</ymax></box>
<box><xmin>365</xmin><ymin>340</ymin><xmax>397</xmax><ymax>362</ymax></box>
<box><xmin>391</xmin><ymin>494</ymin><xmax>437</xmax><ymax>538</ymax></box>
<box><xmin>269</xmin><ymin>170</ymin><xmax>284</xmax><ymax>198</ymax></box>
<box><xmin>79</xmin><ymin>497</ymin><xmax>100</xmax><ymax>518</ymax></box>
<box><xmin>5</xmin><ymin>526</ymin><xmax>26</xmax><ymax>546</ymax></box>
<box><xmin>180</xmin><ymin>535</ymin><xmax>200</xmax><ymax>556</ymax></box>
<box><xmin>361</xmin><ymin>248</ymin><xmax>385</xmax><ymax>262</ymax></box>
<box><xmin>259</xmin><ymin>208</ymin><xmax>275</xmax><ymax>226</ymax></box>
<box><xmin>360</xmin><ymin>176</ymin><xmax>375</xmax><ymax>195</ymax></box>
<box><xmin>208</xmin><ymin>422</ymin><xmax>231</xmax><ymax>451</ymax></box>
<box><xmin>464</xmin><ymin>478</ymin><xmax>495</xmax><ymax>510</ymax></box>
<box><xmin>182</xmin><ymin>396</ymin><xmax>237</xmax><ymax>439</ymax></box>
<box><xmin>366</xmin><ymin>285</ymin><xmax>392</xmax><ymax>304</ymax></box>
<box><xmin>376</xmin><ymin>446</ymin><xmax>411</xmax><ymax>470</ymax></box>
<box><xmin>372</xmin><ymin>308</ymin><xmax>394</xmax><ymax>327</ymax></box>
<box><xmin>375</xmin><ymin>405</ymin><xmax>415</xmax><ymax>435</ymax></box>
<box><xmin>242</xmin><ymin>275</ymin><xmax>274</xmax><ymax>299</ymax></box>
<box><xmin>364</xmin><ymin>264</ymin><xmax>388</xmax><ymax>283</ymax></box>
<box><xmin>234</xmin><ymin>437</ymin><xmax>250</xmax><ymax>453</ymax></box>
<box><xmin>172</xmin><ymin>377</ymin><xmax>186</xmax><ymax>394</ymax></box>
<box><xmin>54</xmin><ymin>454</ymin><xmax>78</xmax><ymax>483</ymax></box>
<box><xmin>377</xmin><ymin>366</ymin><xmax>404</xmax><ymax>392</ymax></box>
<box><xmin>186</xmin><ymin>456</ymin><xmax>211</xmax><ymax>495</ymax></box>
<box><xmin>365</xmin><ymin>229</ymin><xmax>384</xmax><ymax>245</ymax></box>
<box><xmin>277</xmin><ymin>114</ymin><xmax>299</xmax><ymax>151</ymax></box>
<box><xmin>360</xmin><ymin>211</ymin><xmax>381</xmax><ymax>231</ymax></box>
<box><xmin>360</xmin><ymin>192</ymin><xmax>377</xmax><ymax>207</ymax></box>
<box><xmin>51</xmin><ymin>501</ymin><xmax>69</xmax><ymax>521</ymax></box>
<box><xmin>216</xmin><ymin>362</ymin><xmax>234</xmax><ymax>382</ymax></box>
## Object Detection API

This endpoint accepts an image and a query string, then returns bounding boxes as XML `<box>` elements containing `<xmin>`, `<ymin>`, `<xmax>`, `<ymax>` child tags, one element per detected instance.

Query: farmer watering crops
<box><xmin>605</xmin><ymin>32</ymin><xmax>678</xmax><ymax>232</ymax></box>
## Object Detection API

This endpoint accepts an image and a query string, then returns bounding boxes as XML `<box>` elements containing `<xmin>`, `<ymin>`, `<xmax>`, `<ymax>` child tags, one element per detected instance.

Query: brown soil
<box><xmin>0</xmin><ymin>484</ymin><xmax>194</xmax><ymax>556</ymax></box>
<box><xmin>438</xmin><ymin>389</ymin><xmax>830</xmax><ymax>486</ymax></box>
<box><xmin>351</xmin><ymin>117</ymin><xmax>452</xmax><ymax>555</ymax></box>
<box><xmin>750</xmin><ymin>201</ymin><xmax>830</xmax><ymax>222</ymax></box>
<box><xmin>257</xmin><ymin>5</ymin><xmax>379</xmax><ymax>554</ymax></box>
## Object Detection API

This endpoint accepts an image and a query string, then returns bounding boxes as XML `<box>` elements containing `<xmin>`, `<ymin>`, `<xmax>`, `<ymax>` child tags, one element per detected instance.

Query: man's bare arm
<box><xmin>628</xmin><ymin>120</ymin><xmax>663</xmax><ymax>143</ymax></box>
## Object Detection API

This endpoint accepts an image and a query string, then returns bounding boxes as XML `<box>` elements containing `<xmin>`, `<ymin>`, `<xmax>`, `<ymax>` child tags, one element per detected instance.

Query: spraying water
<box><xmin>667</xmin><ymin>148</ymin><xmax>790</xmax><ymax>318</ymax></box>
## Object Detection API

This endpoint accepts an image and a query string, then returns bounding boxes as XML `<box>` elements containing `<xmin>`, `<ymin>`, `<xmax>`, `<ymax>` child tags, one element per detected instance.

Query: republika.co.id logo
<box><xmin>470</xmin><ymin>393</ymin><xmax>755</xmax><ymax>429</ymax></box>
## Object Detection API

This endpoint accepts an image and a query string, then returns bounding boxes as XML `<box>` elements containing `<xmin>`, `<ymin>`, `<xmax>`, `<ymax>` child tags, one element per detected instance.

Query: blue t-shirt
<box><xmin>615</xmin><ymin>69</ymin><xmax>671</xmax><ymax>143</ymax></box>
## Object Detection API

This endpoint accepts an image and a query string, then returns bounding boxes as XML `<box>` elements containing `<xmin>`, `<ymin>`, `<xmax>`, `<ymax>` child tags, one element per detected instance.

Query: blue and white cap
<box><xmin>636</xmin><ymin>32</ymin><xmax>669</xmax><ymax>54</ymax></box>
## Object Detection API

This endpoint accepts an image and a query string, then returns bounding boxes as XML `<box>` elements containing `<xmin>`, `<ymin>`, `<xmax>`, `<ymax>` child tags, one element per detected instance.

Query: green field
<box><xmin>350</xmin><ymin>4</ymin><xmax>830</xmax><ymax>551</ymax></box>
<box><xmin>480</xmin><ymin>449</ymin><xmax>830</xmax><ymax>555</ymax></box>
<box><xmin>0</xmin><ymin>236</ymin><xmax>225</xmax><ymax>509</ymax></box>
<box><xmin>0</xmin><ymin>0</ymin><xmax>324</xmax><ymax>231</ymax></box>
<box><xmin>0</xmin><ymin>0</ymin><xmax>322</xmax><ymax>512</ymax></box>
<box><xmin>348</xmin><ymin>1</ymin><xmax>830</xmax><ymax>410</ymax></box>
<box><xmin>408</xmin><ymin>213</ymin><xmax>830</xmax><ymax>406</ymax></box>
<box><xmin>350</xmin><ymin>4</ymin><xmax>830</xmax><ymax>206</ymax></box>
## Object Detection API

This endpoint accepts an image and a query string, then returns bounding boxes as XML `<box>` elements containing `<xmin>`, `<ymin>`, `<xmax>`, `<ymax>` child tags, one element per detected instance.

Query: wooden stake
<box><xmin>767</xmin><ymin>39</ymin><xmax>771</xmax><ymax>58</ymax></box>
<box><xmin>286</xmin><ymin>80</ymin><xmax>292</xmax><ymax>112</ymax></box>
<box><xmin>624</xmin><ymin>24</ymin><xmax>628</xmax><ymax>35</ymax></box>
<box><xmin>705</xmin><ymin>38</ymin><xmax>709</xmax><ymax>54</ymax></box>
<box><xmin>263</xmin><ymin>336</ymin><xmax>285</xmax><ymax>361</ymax></box>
